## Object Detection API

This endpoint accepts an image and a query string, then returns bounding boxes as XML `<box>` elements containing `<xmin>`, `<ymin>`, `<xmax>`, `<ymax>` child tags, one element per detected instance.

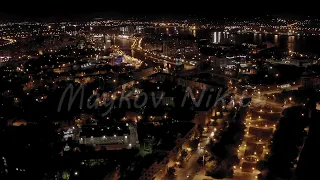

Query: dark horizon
<box><xmin>1</xmin><ymin>5</ymin><xmax>320</xmax><ymax>180</ymax></box>
<box><xmin>0</xmin><ymin>13</ymin><xmax>317</xmax><ymax>22</ymax></box>
<box><xmin>1</xmin><ymin>7</ymin><xmax>319</xmax><ymax>21</ymax></box>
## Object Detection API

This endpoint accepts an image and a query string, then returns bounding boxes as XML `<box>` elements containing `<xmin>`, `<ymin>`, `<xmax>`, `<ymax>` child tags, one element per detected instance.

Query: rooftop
<box><xmin>80</xmin><ymin>123</ymin><xmax>130</xmax><ymax>137</ymax></box>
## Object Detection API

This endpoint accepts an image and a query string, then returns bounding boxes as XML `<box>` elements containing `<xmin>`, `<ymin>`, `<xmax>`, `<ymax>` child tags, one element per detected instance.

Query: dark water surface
<box><xmin>145</xmin><ymin>27</ymin><xmax>320</xmax><ymax>54</ymax></box>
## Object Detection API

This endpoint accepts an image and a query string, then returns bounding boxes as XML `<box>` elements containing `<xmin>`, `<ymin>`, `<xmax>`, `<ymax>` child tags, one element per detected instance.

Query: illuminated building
<box><xmin>104</xmin><ymin>35</ymin><xmax>111</xmax><ymax>49</ymax></box>
<box><xmin>210</xmin><ymin>57</ymin><xmax>227</xmax><ymax>67</ymax></box>
<box><xmin>139</xmin><ymin>123</ymin><xmax>196</xmax><ymax>180</ymax></box>
<box><xmin>77</xmin><ymin>39</ymin><xmax>86</xmax><ymax>49</ymax></box>
<box><xmin>120</xmin><ymin>26</ymin><xmax>129</xmax><ymax>33</ymax></box>
<box><xmin>100</xmin><ymin>52</ymin><xmax>124</xmax><ymax>66</ymax></box>
<box><xmin>175</xmin><ymin>58</ymin><xmax>182</xmax><ymax>65</ymax></box>
<box><xmin>162</xmin><ymin>42</ymin><xmax>168</xmax><ymax>56</ymax></box>
<box><xmin>78</xmin><ymin>123</ymin><xmax>139</xmax><ymax>150</ymax></box>
<box><xmin>301</xmin><ymin>72</ymin><xmax>320</xmax><ymax>90</ymax></box>
<box><xmin>114</xmin><ymin>56</ymin><xmax>124</xmax><ymax>65</ymax></box>
<box><xmin>135</xmin><ymin>26</ymin><xmax>144</xmax><ymax>33</ymax></box>
<box><xmin>91</xmin><ymin>34</ymin><xmax>110</xmax><ymax>50</ymax></box>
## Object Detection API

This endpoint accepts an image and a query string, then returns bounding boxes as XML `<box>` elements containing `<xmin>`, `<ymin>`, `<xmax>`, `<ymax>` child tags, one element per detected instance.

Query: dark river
<box><xmin>146</xmin><ymin>27</ymin><xmax>320</xmax><ymax>55</ymax></box>
<box><xmin>113</xmin><ymin>27</ymin><xmax>320</xmax><ymax>55</ymax></box>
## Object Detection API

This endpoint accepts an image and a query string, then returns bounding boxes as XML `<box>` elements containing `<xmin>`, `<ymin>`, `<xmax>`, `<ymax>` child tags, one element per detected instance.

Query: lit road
<box><xmin>230</xmin><ymin>85</ymin><xmax>296</xmax><ymax>179</ymax></box>
<box><xmin>260</xmin><ymin>84</ymin><xmax>301</xmax><ymax>95</ymax></box>
<box><xmin>175</xmin><ymin>118</ymin><xmax>225</xmax><ymax>180</ymax></box>
<box><xmin>130</xmin><ymin>36</ymin><xmax>196</xmax><ymax>70</ymax></box>
<box><xmin>114</xmin><ymin>35</ymin><xmax>196</xmax><ymax>73</ymax></box>
<box><xmin>176</xmin><ymin>131</ymin><xmax>213</xmax><ymax>180</ymax></box>
<box><xmin>117</xmin><ymin>35</ymin><xmax>298</xmax><ymax>179</ymax></box>
<box><xmin>251</xmin><ymin>96</ymin><xmax>285</xmax><ymax>109</ymax></box>
<box><xmin>176</xmin><ymin>153</ymin><xmax>201</xmax><ymax>180</ymax></box>
<box><xmin>190</xmin><ymin>116</ymin><xmax>257</xmax><ymax>180</ymax></box>
<box><xmin>193</xmin><ymin>172</ymin><xmax>256</xmax><ymax>180</ymax></box>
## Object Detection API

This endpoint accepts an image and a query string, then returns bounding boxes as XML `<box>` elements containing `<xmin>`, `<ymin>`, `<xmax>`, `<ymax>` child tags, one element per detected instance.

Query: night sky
<box><xmin>1</xmin><ymin>1</ymin><xmax>318</xmax><ymax>20</ymax></box>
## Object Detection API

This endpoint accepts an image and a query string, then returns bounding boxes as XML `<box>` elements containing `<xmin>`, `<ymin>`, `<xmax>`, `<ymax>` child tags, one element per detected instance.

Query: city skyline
<box><xmin>0</xmin><ymin>11</ymin><xmax>319</xmax><ymax>180</ymax></box>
